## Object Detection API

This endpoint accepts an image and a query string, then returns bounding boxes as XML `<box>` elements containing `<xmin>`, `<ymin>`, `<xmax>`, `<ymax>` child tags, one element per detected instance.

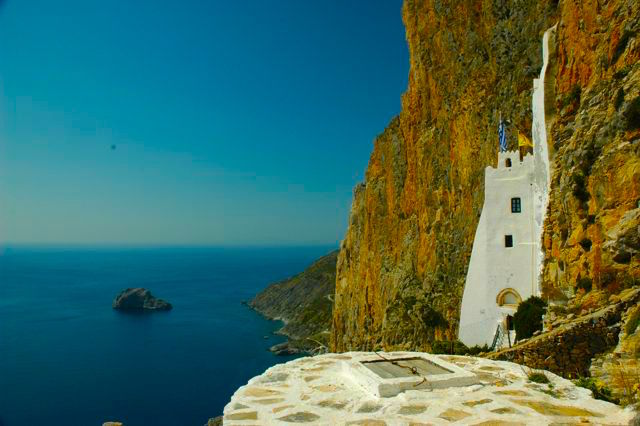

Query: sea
<box><xmin>0</xmin><ymin>245</ymin><xmax>335</xmax><ymax>426</ymax></box>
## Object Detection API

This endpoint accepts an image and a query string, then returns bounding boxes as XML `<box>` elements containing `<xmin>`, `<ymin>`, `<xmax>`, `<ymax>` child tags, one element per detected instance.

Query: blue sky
<box><xmin>0</xmin><ymin>0</ymin><xmax>408</xmax><ymax>246</ymax></box>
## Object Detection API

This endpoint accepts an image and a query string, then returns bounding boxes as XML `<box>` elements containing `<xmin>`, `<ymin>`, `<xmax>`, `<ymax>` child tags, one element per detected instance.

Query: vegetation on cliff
<box><xmin>250</xmin><ymin>250</ymin><xmax>338</xmax><ymax>352</ymax></box>
<box><xmin>513</xmin><ymin>296</ymin><xmax>547</xmax><ymax>341</ymax></box>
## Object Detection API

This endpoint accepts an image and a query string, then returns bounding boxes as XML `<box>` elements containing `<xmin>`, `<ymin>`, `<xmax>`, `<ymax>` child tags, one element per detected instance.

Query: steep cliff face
<box><xmin>542</xmin><ymin>0</ymin><xmax>640</xmax><ymax>303</ymax></box>
<box><xmin>332</xmin><ymin>0</ymin><xmax>558</xmax><ymax>352</ymax></box>
<box><xmin>331</xmin><ymin>0</ymin><xmax>639</xmax><ymax>353</ymax></box>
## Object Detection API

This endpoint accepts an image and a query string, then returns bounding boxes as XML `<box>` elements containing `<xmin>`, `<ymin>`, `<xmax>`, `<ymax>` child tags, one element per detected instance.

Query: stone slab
<box><xmin>343</xmin><ymin>353</ymin><xmax>479</xmax><ymax>397</ymax></box>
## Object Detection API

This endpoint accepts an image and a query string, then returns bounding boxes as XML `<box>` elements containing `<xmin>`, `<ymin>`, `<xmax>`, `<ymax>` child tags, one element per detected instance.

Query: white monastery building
<box><xmin>458</xmin><ymin>25</ymin><xmax>555</xmax><ymax>348</ymax></box>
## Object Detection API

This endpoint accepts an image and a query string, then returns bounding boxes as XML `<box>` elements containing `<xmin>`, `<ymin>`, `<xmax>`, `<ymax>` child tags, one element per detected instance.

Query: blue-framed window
<box><xmin>511</xmin><ymin>197</ymin><xmax>521</xmax><ymax>213</ymax></box>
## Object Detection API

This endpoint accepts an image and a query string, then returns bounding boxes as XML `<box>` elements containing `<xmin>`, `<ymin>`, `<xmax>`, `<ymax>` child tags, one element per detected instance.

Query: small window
<box><xmin>505</xmin><ymin>235</ymin><xmax>513</xmax><ymax>248</ymax></box>
<box><xmin>511</xmin><ymin>197</ymin><xmax>521</xmax><ymax>213</ymax></box>
<box><xmin>505</xmin><ymin>158</ymin><xmax>512</xmax><ymax>168</ymax></box>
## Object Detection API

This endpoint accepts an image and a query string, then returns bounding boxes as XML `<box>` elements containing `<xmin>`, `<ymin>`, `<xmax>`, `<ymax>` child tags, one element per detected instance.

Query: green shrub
<box><xmin>549</xmin><ymin>304</ymin><xmax>568</xmax><ymax>315</ymax></box>
<box><xmin>611</xmin><ymin>30</ymin><xmax>631</xmax><ymax>65</ymax></box>
<box><xmin>561</xmin><ymin>85</ymin><xmax>582</xmax><ymax>109</ymax></box>
<box><xmin>575</xmin><ymin>377</ymin><xmax>619</xmax><ymax>404</ymax></box>
<box><xmin>541</xmin><ymin>387</ymin><xmax>561</xmax><ymax>398</ymax></box>
<box><xmin>514</xmin><ymin>296</ymin><xmax>547</xmax><ymax>341</ymax></box>
<box><xmin>614</xmin><ymin>87</ymin><xmax>625</xmax><ymax>110</ymax></box>
<box><xmin>571</xmin><ymin>172</ymin><xmax>590</xmax><ymax>203</ymax></box>
<box><xmin>613</xmin><ymin>65</ymin><xmax>631</xmax><ymax>80</ymax></box>
<box><xmin>624</xmin><ymin>96</ymin><xmax>640</xmax><ymax>130</ymax></box>
<box><xmin>600</xmin><ymin>270</ymin><xmax>616</xmax><ymax>289</ymax></box>
<box><xmin>579</xmin><ymin>238</ymin><xmax>593</xmax><ymax>251</ymax></box>
<box><xmin>466</xmin><ymin>344</ymin><xmax>489</xmax><ymax>356</ymax></box>
<box><xmin>431</xmin><ymin>340</ymin><xmax>468</xmax><ymax>355</ymax></box>
<box><xmin>625</xmin><ymin>308</ymin><xmax>640</xmax><ymax>336</ymax></box>
<box><xmin>576</xmin><ymin>277</ymin><xmax>593</xmax><ymax>293</ymax></box>
<box><xmin>528</xmin><ymin>371</ymin><xmax>550</xmax><ymax>384</ymax></box>
<box><xmin>421</xmin><ymin>306</ymin><xmax>448</xmax><ymax>328</ymax></box>
<box><xmin>620</xmin><ymin>273</ymin><xmax>640</xmax><ymax>290</ymax></box>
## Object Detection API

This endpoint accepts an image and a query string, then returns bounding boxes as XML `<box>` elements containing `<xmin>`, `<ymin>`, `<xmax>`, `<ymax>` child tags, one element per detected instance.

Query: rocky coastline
<box><xmin>249</xmin><ymin>250</ymin><xmax>338</xmax><ymax>355</ymax></box>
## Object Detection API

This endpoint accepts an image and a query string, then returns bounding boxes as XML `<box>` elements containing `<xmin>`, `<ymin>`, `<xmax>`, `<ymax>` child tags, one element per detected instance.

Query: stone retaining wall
<box><xmin>488</xmin><ymin>288</ymin><xmax>640</xmax><ymax>378</ymax></box>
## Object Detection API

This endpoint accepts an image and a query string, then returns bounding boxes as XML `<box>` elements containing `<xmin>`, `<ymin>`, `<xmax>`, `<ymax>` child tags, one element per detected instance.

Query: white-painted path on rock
<box><xmin>532</xmin><ymin>25</ymin><xmax>556</xmax><ymax>295</ymax></box>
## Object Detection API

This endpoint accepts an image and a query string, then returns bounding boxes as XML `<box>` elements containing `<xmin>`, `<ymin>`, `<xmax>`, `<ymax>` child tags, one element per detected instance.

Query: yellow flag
<box><xmin>518</xmin><ymin>131</ymin><xmax>532</xmax><ymax>148</ymax></box>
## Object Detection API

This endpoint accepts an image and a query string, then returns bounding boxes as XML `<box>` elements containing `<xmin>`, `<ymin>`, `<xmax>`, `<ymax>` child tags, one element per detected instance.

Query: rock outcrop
<box><xmin>590</xmin><ymin>288</ymin><xmax>640</xmax><ymax>404</ymax></box>
<box><xmin>541</xmin><ymin>1</ymin><xmax>640</xmax><ymax>303</ymax></box>
<box><xmin>268</xmin><ymin>341</ymin><xmax>303</xmax><ymax>356</ymax></box>
<box><xmin>251</xmin><ymin>250</ymin><xmax>337</xmax><ymax>353</ymax></box>
<box><xmin>112</xmin><ymin>288</ymin><xmax>172</xmax><ymax>311</ymax></box>
<box><xmin>331</xmin><ymin>0</ymin><xmax>640</xmax><ymax>355</ymax></box>
<box><xmin>205</xmin><ymin>416</ymin><xmax>222</xmax><ymax>426</ymax></box>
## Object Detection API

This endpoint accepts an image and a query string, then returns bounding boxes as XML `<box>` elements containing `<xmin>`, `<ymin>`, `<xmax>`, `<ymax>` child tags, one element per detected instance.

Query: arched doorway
<box><xmin>496</xmin><ymin>288</ymin><xmax>522</xmax><ymax>307</ymax></box>
<box><xmin>496</xmin><ymin>289</ymin><xmax>521</xmax><ymax>348</ymax></box>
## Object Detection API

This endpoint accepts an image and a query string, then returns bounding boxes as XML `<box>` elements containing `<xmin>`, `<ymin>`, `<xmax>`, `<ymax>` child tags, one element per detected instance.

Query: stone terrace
<box><xmin>223</xmin><ymin>352</ymin><xmax>635</xmax><ymax>425</ymax></box>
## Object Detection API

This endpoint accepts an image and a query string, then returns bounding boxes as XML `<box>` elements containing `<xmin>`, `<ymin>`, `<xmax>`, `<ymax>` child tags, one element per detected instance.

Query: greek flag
<box><xmin>498</xmin><ymin>119</ymin><xmax>507</xmax><ymax>152</ymax></box>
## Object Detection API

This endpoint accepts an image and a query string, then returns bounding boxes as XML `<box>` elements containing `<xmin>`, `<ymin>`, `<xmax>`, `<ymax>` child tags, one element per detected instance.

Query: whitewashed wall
<box><xmin>458</xmin><ymin>152</ymin><xmax>537</xmax><ymax>347</ymax></box>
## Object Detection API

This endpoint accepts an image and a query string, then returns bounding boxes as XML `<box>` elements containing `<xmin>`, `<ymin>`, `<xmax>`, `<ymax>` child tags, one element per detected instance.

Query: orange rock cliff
<box><xmin>331</xmin><ymin>0</ymin><xmax>639</xmax><ymax>353</ymax></box>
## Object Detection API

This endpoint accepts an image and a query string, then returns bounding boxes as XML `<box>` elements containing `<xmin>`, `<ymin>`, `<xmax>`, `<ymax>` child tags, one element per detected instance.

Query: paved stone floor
<box><xmin>224</xmin><ymin>352</ymin><xmax>636</xmax><ymax>425</ymax></box>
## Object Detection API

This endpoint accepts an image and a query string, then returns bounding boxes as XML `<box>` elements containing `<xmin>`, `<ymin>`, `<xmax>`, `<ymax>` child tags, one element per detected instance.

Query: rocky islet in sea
<box><xmin>112</xmin><ymin>287</ymin><xmax>172</xmax><ymax>311</ymax></box>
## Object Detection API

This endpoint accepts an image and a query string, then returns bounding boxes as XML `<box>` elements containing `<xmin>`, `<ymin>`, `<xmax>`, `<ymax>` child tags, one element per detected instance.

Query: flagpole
<box><xmin>498</xmin><ymin>111</ymin><xmax>501</xmax><ymax>153</ymax></box>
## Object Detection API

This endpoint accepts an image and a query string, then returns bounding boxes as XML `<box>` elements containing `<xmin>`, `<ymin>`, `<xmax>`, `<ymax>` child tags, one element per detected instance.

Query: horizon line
<box><xmin>0</xmin><ymin>242</ymin><xmax>340</xmax><ymax>249</ymax></box>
